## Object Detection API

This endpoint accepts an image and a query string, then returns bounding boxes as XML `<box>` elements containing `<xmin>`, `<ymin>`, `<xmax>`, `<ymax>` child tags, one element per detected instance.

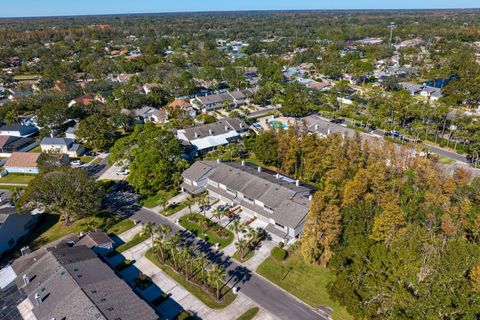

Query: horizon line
<box><xmin>1</xmin><ymin>7</ymin><xmax>480</xmax><ymax>20</ymax></box>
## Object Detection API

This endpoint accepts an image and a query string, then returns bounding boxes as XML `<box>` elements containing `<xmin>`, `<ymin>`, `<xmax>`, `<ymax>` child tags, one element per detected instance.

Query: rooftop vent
<box><xmin>276</xmin><ymin>173</ymin><xmax>280</xmax><ymax>179</ymax></box>
<box><xmin>20</xmin><ymin>246</ymin><xmax>31</xmax><ymax>256</ymax></box>
<box><xmin>194</xmin><ymin>132</ymin><xmax>199</xmax><ymax>138</ymax></box>
<box><xmin>257</xmin><ymin>166</ymin><xmax>262</xmax><ymax>172</ymax></box>
<box><xmin>225</xmin><ymin>125</ymin><xmax>229</xmax><ymax>131</ymax></box>
<box><xmin>309</xmin><ymin>194</ymin><xmax>313</xmax><ymax>201</ymax></box>
<box><xmin>295</xmin><ymin>180</ymin><xmax>300</xmax><ymax>187</ymax></box>
<box><xmin>241</xmin><ymin>160</ymin><xmax>245</xmax><ymax>166</ymax></box>
<box><xmin>23</xmin><ymin>274</ymin><xmax>30</xmax><ymax>286</ymax></box>
<box><xmin>209</xmin><ymin>129</ymin><xmax>213</xmax><ymax>135</ymax></box>
<box><xmin>34</xmin><ymin>293</ymin><xmax>42</xmax><ymax>305</ymax></box>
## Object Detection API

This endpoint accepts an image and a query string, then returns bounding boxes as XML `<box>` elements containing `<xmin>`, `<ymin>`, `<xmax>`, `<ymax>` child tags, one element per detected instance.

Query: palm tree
<box><xmin>153</xmin><ymin>237</ymin><xmax>166</xmax><ymax>262</ymax></box>
<box><xmin>157</xmin><ymin>224</ymin><xmax>172</xmax><ymax>241</ymax></box>
<box><xmin>207</xmin><ymin>264</ymin><xmax>227</xmax><ymax>300</ymax></box>
<box><xmin>178</xmin><ymin>246</ymin><xmax>192</xmax><ymax>278</ymax></box>
<box><xmin>235</xmin><ymin>238</ymin><xmax>248</xmax><ymax>259</ymax></box>
<box><xmin>185</xmin><ymin>196</ymin><xmax>196</xmax><ymax>215</ymax></box>
<box><xmin>166</xmin><ymin>234</ymin><xmax>181</xmax><ymax>269</ymax></box>
<box><xmin>195</xmin><ymin>253</ymin><xmax>210</xmax><ymax>281</ymax></box>
<box><xmin>143</xmin><ymin>222</ymin><xmax>155</xmax><ymax>249</ymax></box>
<box><xmin>229</xmin><ymin>219</ymin><xmax>244</xmax><ymax>239</ymax></box>
<box><xmin>197</xmin><ymin>193</ymin><xmax>209</xmax><ymax>217</ymax></box>
<box><xmin>212</xmin><ymin>208</ymin><xmax>223</xmax><ymax>224</ymax></box>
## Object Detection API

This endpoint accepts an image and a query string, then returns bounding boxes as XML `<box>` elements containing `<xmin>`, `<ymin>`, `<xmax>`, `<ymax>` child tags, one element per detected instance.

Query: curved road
<box><xmin>131</xmin><ymin>207</ymin><xmax>326</xmax><ymax>320</ymax></box>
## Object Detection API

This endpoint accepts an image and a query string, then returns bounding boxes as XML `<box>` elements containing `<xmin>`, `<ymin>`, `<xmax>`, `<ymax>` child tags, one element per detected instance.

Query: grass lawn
<box><xmin>256</xmin><ymin>250</ymin><xmax>352</xmax><ymax>320</ymax></box>
<box><xmin>232</xmin><ymin>250</ymin><xmax>254</xmax><ymax>263</ymax></box>
<box><xmin>116</xmin><ymin>232</ymin><xmax>149</xmax><ymax>253</ymax></box>
<box><xmin>179</xmin><ymin>214</ymin><xmax>233</xmax><ymax>249</ymax></box>
<box><xmin>115</xmin><ymin>259</ymin><xmax>133</xmax><ymax>271</ymax></box>
<box><xmin>438</xmin><ymin>156</ymin><xmax>456</xmax><ymax>165</ymax></box>
<box><xmin>28</xmin><ymin>145</ymin><xmax>42</xmax><ymax>152</ymax></box>
<box><xmin>142</xmin><ymin>189</ymin><xmax>179</xmax><ymax>208</ymax></box>
<box><xmin>13</xmin><ymin>74</ymin><xmax>41</xmax><ymax>81</ymax></box>
<box><xmin>79</xmin><ymin>155</ymin><xmax>95</xmax><ymax>163</ymax></box>
<box><xmin>161</xmin><ymin>201</ymin><xmax>188</xmax><ymax>217</ymax></box>
<box><xmin>106</xmin><ymin>219</ymin><xmax>135</xmax><ymax>235</ymax></box>
<box><xmin>0</xmin><ymin>174</ymin><xmax>35</xmax><ymax>185</ymax></box>
<box><xmin>236</xmin><ymin>307</ymin><xmax>259</xmax><ymax>320</ymax></box>
<box><xmin>146</xmin><ymin>249</ymin><xmax>236</xmax><ymax>309</ymax></box>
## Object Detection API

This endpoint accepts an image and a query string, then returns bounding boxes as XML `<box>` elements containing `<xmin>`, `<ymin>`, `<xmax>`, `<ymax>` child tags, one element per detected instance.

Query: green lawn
<box><xmin>142</xmin><ymin>189</ymin><xmax>179</xmax><ymax>208</ymax></box>
<box><xmin>438</xmin><ymin>156</ymin><xmax>456</xmax><ymax>165</ymax></box>
<box><xmin>0</xmin><ymin>174</ymin><xmax>35</xmax><ymax>185</ymax></box>
<box><xmin>146</xmin><ymin>249</ymin><xmax>236</xmax><ymax>309</ymax></box>
<box><xmin>80</xmin><ymin>155</ymin><xmax>95</xmax><ymax>163</ymax></box>
<box><xmin>236</xmin><ymin>307</ymin><xmax>259</xmax><ymax>320</ymax></box>
<box><xmin>257</xmin><ymin>250</ymin><xmax>352</xmax><ymax>320</ymax></box>
<box><xmin>106</xmin><ymin>219</ymin><xmax>135</xmax><ymax>235</ymax></box>
<box><xmin>179</xmin><ymin>214</ymin><xmax>234</xmax><ymax>249</ymax></box>
<box><xmin>232</xmin><ymin>250</ymin><xmax>254</xmax><ymax>263</ymax></box>
<box><xmin>161</xmin><ymin>201</ymin><xmax>188</xmax><ymax>217</ymax></box>
<box><xmin>116</xmin><ymin>232</ymin><xmax>150</xmax><ymax>253</ymax></box>
<box><xmin>28</xmin><ymin>145</ymin><xmax>42</xmax><ymax>152</ymax></box>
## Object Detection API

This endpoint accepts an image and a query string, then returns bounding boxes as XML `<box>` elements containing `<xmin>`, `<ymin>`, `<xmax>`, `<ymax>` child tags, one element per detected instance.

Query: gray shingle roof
<box><xmin>179</xmin><ymin>118</ymin><xmax>247</xmax><ymax>141</ymax></box>
<box><xmin>182</xmin><ymin>160</ymin><xmax>218</xmax><ymax>182</ymax></box>
<box><xmin>302</xmin><ymin>115</ymin><xmax>356</xmax><ymax>137</ymax></box>
<box><xmin>15</xmin><ymin>245</ymin><xmax>158</xmax><ymax>320</ymax></box>
<box><xmin>40</xmin><ymin>137</ymin><xmax>74</xmax><ymax>146</ymax></box>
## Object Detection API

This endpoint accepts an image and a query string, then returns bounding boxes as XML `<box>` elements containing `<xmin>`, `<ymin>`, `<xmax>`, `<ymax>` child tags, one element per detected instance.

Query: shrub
<box><xmin>271</xmin><ymin>247</ymin><xmax>288</xmax><ymax>261</ymax></box>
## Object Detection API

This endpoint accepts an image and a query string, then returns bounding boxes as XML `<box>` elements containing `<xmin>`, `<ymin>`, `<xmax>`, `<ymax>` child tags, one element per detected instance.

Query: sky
<box><xmin>1</xmin><ymin>0</ymin><xmax>479</xmax><ymax>18</ymax></box>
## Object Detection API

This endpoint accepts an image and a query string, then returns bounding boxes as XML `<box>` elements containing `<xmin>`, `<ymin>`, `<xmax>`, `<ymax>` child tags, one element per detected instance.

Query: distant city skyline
<box><xmin>1</xmin><ymin>0</ymin><xmax>479</xmax><ymax>18</ymax></box>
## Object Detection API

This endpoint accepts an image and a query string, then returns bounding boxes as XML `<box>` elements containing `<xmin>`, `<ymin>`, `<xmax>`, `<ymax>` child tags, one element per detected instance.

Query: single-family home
<box><xmin>142</xmin><ymin>83</ymin><xmax>162</xmax><ymax>95</ymax></box>
<box><xmin>121</xmin><ymin>106</ymin><xmax>167</xmax><ymax>124</ymax></box>
<box><xmin>68</xmin><ymin>93</ymin><xmax>105</xmax><ymax>108</ymax></box>
<box><xmin>0</xmin><ymin>136</ymin><xmax>35</xmax><ymax>155</ymax></box>
<box><xmin>0</xmin><ymin>207</ymin><xmax>41</xmax><ymax>256</ymax></box>
<box><xmin>4</xmin><ymin>152</ymin><xmax>41</xmax><ymax>174</ymax></box>
<box><xmin>302</xmin><ymin>115</ymin><xmax>357</xmax><ymax>138</ymax></box>
<box><xmin>400</xmin><ymin>82</ymin><xmax>424</xmax><ymax>95</ymax></box>
<box><xmin>0</xmin><ymin>124</ymin><xmax>38</xmax><ymax>138</ymax></box>
<box><xmin>420</xmin><ymin>86</ymin><xmax>443</xmax><ymax>101</ymax></box>
<box><xmin>182</xmin><ymin>161</ymin><xmax>315</xmax><ymax>241</ymax></box>
<box><xmin>176</xmin><ymin>118</ymin><xmax>248</xmax><ymax>156</ymax></box>
<box><xmin>65</xmin><ymin>123</ymin><xmax>79</xmax><ymax>140</ymax></box>
<box><xmin>40</xmin><ymin>137</ymin><xmax>84</xmax><ymax>157</ymax></box>
<box><xmin>74</xmin><ymin>230</ymin><xmax>115</xmax><ymax>255</ymax></box>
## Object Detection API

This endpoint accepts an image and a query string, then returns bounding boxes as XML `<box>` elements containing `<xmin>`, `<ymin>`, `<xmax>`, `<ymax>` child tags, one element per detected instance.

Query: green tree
<box><xmin>77</xmin><ymin>114</ymin><xmax>115</xmax><ymax>151</ymax></box>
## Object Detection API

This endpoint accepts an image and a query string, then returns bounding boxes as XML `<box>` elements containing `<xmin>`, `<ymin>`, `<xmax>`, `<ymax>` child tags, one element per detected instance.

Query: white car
<box><xmin>70</xmin><ymin>160</ymin><xmax>83</xmax><ymax>167</ymax></box>
<box><xmin>116</xmin><ymin>168</ymin><xmax>130</xmax><ymax>176</ymax></box>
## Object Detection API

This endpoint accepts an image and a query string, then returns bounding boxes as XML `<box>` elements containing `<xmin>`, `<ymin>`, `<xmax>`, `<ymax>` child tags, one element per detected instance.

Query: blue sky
<box><xmin>1</xmin><ymin>0</ymin><xmax>479</xmax><ymax>18</ymax></box>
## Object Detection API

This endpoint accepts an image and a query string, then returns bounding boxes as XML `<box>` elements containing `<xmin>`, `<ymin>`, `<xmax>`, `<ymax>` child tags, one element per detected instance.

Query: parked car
<box><xmin>330</xmin><ymin>118</ymin><xmax>345</xmax><ymax>124</ymax></box>
<box><xmin>116</xmin><ymin>168</ymin><xmax>130</xmax><ymax>175</ymax></box>
<box><xmin>70</xmin><ymin>160</ymin><xmax>82</xmax><ymax>167</ymax></box>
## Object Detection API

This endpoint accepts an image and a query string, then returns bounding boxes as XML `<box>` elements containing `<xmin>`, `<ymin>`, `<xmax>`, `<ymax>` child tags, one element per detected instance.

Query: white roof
<box><xmin>190</xmin><ymin>131</ymin><xmax>239</xmax><ymax>151</ymax></box>
<box><xmin>0</xmin><ymin>265</ymin><xmax>16</xmax><ymax>290</ymax></box>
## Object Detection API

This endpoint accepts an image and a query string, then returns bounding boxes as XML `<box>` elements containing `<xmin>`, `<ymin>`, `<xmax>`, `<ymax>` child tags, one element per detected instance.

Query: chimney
<box><xmin>23</xmin><ymin>274</ymin><xmax>30</xmax><ymax>286</ymax></box>
<box><xmin>241</xmin><ymin>160</ymin><xmax>245</xmax><ymax>166</ymax></box>
<box><xmin>276</xmin><ymin>173</ymin><xmax>280</xmax><ymax>179</ymax></box>
<box><xmin>194</xmin><ymin>132</ymin><xmax>199</xmax><ymax>138</ymax></box>
<box><xmin>295</xmin><ymin>179</ymin><xmax>300</xmax><ymax>187</ymax></box>
<box><xmin>314</xmin><ymin>124</ymin><xmax>319</xmax><ymax>131</ymax></box>
<box><xmin>34</xmin><ymin>293</ymin><xmax>42</xmax><ymax>305</ymax></box>
<box><xmin>257</xmin><ymin>166</ymin><xmax>262</xmax><ymax>172</ymax></box>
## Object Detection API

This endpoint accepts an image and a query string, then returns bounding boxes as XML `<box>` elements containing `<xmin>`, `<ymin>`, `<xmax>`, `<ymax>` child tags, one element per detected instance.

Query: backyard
<box><xmin>0</xmin><ymin>173</ymin><xmax>35</xmax><ymax>185</ymax></box>
<box><xmin>257</xmin><ymin>250</ymin><xmax>352</xmax><ymax>320</ymax></box>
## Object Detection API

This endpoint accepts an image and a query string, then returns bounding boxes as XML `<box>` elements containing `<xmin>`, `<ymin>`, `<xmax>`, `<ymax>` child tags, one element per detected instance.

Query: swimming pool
<box><xmin>269</xmin><ymin>120</ymin><xmax>287</xmax><ymax>129</ymax></box>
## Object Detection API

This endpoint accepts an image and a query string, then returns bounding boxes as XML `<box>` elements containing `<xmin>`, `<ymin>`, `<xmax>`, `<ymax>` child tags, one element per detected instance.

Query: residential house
<box><xmin>400</xmin><ymin>82</ymin><xmax>424</xmax><ymax>95</ymax></box>
<box><xmin>190</xmin><ymin>89</ymin><xmax>255</xmax><ymax>112</ymax></box>
<box><xmin>68</xmin><ymin>93</ymin><xmax>105</xmax><ymax>108</ymax></box>
<box><xmin>356</xmin><ymin>37</ymin><xmax>383</xmax><ymax>45</ymax></box>
<box><xmin>302</xmin><ymin>115</ymin><xmax>357</xmax><ymax>138</ymax></box>
<box><xmin>420</xmin><ymin>86</ymin><xmax>443</xmax><ymax>101</ymax></box>
<box><xmin>0</xmin><ymin>207</ymin><xmax>41</xmax><ymax>256</ymax></box>
<box><xmin>176</xmin><ymin>118</ymin><xmax>248</xmax><ymax>156</ymax></box>
<box><xmin>65</xmin><ymin>123</ymin><xmax>79</xmax><ymax>140</ymax></box>
<box><xmin>0</xmin><ymin>136</ymin><xmax>36</xmax><ymax>156</ymax></box>
<box><xmin>306</xmin><ymin>81</ymin><xmax>332</xmax><ymax>91</ymax></box>
<box><xmin>4</xmin><ymin>152</ymin><xmax>41</xmax><ymax>174</ymax></box>
<box><xmin>40</xmin><ymin>137</ymin><xmax>84</xmax><ymax>157</ymax></box>
<box><xmin>142</xmin><ymin>83</ymin><xmax>162</xmax><ymax>95</ymax></box>
<box><xmin>182</xmin><ymin>161</ymin><xmax>315</xmax><ymax>241</ymax></box>
<box><xmin>9</xmin><ymin>245</ymin><xmax>158</xmax><ymax>320</ymax></box>
<box><xmin>0</xmin><ymin>125</ymin><xmax>38</xmax><ymax>138</ymax></box>
<box><xmin>74</xmin><ymin>230</ymin><xmax>115</xmax><ymax>256</ymax></box>
<box><xmin>121</xmin><ymin>106</ymin><xmax>167</xmax><ymax>124</ymax></box>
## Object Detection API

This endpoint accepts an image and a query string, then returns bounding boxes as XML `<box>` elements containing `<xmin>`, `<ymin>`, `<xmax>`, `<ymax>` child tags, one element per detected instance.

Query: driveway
<box><xmin>98</xmin><ymin>164</ymin><xmax>128</xmax><ymax>181</ymax></box>
<box><xmin>131</xmin><ymin>207</ymin><xmax>328</xmax><ymax>320</ymax></box>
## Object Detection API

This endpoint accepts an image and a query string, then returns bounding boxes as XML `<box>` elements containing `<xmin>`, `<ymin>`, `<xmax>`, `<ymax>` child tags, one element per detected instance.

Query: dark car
<box><xmin>330</xmin><ymin>118</ymin><xmax>345</xmax><ymax>124</ymax></box>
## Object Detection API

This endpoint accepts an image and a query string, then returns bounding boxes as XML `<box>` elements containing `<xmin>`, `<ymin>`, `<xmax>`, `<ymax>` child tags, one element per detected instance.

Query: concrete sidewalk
<box><xmin>117</xmin><ymin>224</ymin><xmax>143</xmax><ymax>243</ymax></box>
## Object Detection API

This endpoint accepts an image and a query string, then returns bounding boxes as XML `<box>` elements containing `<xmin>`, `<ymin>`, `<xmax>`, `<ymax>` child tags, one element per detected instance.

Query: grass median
<box><xmin>179</xmin><ymin>213</ymin><xmax>233</xmax><ymax>249</ymax></box>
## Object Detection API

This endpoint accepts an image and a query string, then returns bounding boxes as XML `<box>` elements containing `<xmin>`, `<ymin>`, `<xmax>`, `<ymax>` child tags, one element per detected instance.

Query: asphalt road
<box><xmin>131</xmin><ymin>207</ymin><xmax>326</xmax><ymax>320</ymax></box>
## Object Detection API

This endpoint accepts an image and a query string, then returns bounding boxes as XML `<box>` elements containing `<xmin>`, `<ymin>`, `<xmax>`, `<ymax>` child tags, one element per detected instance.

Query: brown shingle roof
<box><xmin>5</xmin><ymin>152</ymin><xmax>40</xmax><ymax>168</ymax></box>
